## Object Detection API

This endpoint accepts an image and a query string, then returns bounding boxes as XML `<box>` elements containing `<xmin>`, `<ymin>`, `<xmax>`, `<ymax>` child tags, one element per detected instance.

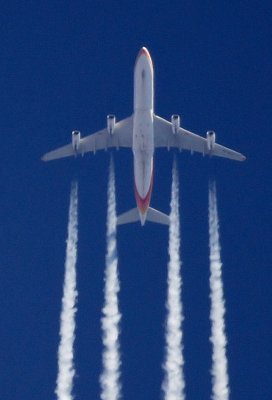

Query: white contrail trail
<box><xmin>208</xmin><ymin>181</ymin><xmax>229</xmax><ymax>400</ymax></box>
<box><xmin>100</xmin><ymin>156</ymin><xmax>122</xmax><ymax>400</ymax></box>
<box><xmin>162</xmin><ymin>157</ymin><xmax>185</xmax><ymax>400</ymax></box>
<box><xmin>56</xmin><ymin>181</ymin><xmax>78</xmax><ymax>400</ymax></box>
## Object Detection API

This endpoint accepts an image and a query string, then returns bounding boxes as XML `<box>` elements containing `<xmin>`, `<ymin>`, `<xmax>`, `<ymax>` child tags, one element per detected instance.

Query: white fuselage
<box><xmin>133</xmin><ymin>47</ymin><xmax>154</xmax><ymax>225</ymax></box>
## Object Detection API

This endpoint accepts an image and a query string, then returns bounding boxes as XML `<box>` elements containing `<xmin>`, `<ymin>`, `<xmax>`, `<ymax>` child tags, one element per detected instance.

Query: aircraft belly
<box><xmin>132</xmin><ymin>47</ymin><xmax>155</xmax><ymax>218</ymax></box>
<box><xmin>134</xmin><ymin>155</ymin><xmax>153</xmax><ymax>198</ymax></box>
<box><xmin>133</xmin><ymin>110</ymin><xmax>154</xmax><ymax>199</ymax></box>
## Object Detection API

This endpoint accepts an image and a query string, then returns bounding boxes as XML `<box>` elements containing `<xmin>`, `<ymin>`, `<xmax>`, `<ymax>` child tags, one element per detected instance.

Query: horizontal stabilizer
<box><xmin>117</xmin><ymin>207</ymin><xmax>169</xmax><ymax>226</ymax></box>
<box><xmin>117</xmin><ymin>208</ymin><xmax>139</xmax><ymax>225</ymax></box>
<box><xmin>146</xmin><ymin>207</ymin><xmax>170</xmax><ymax>225</ymax></box>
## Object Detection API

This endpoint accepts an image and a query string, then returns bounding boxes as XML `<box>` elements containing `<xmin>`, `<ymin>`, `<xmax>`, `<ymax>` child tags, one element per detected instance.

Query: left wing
<box><xmin>42</xmin><ymin>116</ymin><xmax>133</xmax><ymax>161</ymax></box>
<box><xmin>154</xmin><ymin>115</ymin><xmax>246</xmax><ymax>161</ymax></box>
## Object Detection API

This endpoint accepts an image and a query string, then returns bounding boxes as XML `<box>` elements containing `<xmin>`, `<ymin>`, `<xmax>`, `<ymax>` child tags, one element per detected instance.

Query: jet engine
<box><xmin>171</xmin><ymin>114</ymin><xmax>181</xmax><ymax>134</ymax></box>
<box><xmin>206</xmin><ymin>130</ymin><xmax>216</xmax><ymax>151</ymax></box>
<box><xmin>72</xmin><ymin>130</ymin><xmax>81</xmax><ymax>152</ymax></box>
<box><xmin>107</xmin><ymin>114</ymin><xmax>116</xmax><ymax>135</ymax></box>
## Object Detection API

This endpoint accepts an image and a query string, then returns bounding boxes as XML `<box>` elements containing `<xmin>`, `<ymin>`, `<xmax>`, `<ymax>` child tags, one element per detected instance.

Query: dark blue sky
<box><xmin>1</xmin><ymin>1</ymin><xmax>271</xmax><ymax>399</ymax></box>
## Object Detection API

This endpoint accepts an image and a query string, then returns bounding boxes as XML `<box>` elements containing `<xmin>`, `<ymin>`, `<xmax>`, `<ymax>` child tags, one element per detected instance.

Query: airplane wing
<box><xmin>153</xmin><ymin>115</ymin><xmax>246</xmax><ymax>161</ymax></box>
<box><xmin>42</xmin><ymin>116</ymin><xmax>133</xmax><ymax>161</ymax></box>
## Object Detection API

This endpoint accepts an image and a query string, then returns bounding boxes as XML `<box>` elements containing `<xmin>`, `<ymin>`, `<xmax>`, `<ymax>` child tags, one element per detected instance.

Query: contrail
<box><xmin>100</xmin><ymin>156</ymin><xmax>122</xmax><ymax>400</ymax></box>
<box><xmin>208</xmin><ymin>181</ymin><xmax>229</xmax><ymax>400</ymax></box>
<box><xmin>162</xmin><ymin>157</ymin><xmax>185</xmax><ymax>400</ymax></box>
<box><xmin>56</xmin><ymin>181</ymin><xmax>78</xmax><ymax>400</ymax></box>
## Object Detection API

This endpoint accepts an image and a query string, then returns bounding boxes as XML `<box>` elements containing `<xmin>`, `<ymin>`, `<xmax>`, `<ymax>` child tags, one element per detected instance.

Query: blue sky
<box><xmin>1</xmin><ymin>1</ymin><xmax>271</xmax><ymax>399</ymax></box>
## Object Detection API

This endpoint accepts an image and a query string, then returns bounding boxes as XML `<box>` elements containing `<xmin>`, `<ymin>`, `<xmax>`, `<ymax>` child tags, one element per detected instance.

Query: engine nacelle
<box><xmin>107</xmin><ymin>114</ymin><xmax>116</xmax><ymax>135</ymax></box>
<box><xmin>72</xmin><ymin>130</ymin><xmax>81</xmax><ymax>152</ymax></box>
<box><xmin>171</xmin><ymin>114</ymin><xmax>181</xmax><ymax>134</ymax></box>
<box><xmin>206</xmin><ymin>130</ymin><xmax>216</xmax><ymax>151</ymax></box>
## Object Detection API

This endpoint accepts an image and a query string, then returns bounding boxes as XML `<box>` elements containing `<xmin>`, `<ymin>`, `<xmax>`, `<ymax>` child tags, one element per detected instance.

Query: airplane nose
<box><xmin>140</xmin><ymin>47</ymin><xmax>149</xmax><ymax>56</ymax></box>
<box><xmin>136</xmin><ymin>47</ymin><xmax>152</xmax><ymax>64</ymax></box>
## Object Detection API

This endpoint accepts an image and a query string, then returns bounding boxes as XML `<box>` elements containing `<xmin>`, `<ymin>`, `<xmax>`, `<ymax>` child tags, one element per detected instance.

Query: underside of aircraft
<box><xmin>42</xmin><ymin>47</ymin><xmax>245</xmax><ymax>226</ymax></box>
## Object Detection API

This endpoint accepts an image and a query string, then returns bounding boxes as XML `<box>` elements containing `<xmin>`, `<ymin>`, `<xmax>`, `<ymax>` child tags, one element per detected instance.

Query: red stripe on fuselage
<box><xmin>134</xmin><ymin>169</ymin><xmax>154</xmax><ymax>214</ymax></box>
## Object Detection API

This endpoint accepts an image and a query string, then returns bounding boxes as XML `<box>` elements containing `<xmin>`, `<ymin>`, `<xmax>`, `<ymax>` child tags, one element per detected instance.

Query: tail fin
<box><xmin>117</xmin><ymin>207</ymin><xmax>169</xmax><ymax>226</ymax></box>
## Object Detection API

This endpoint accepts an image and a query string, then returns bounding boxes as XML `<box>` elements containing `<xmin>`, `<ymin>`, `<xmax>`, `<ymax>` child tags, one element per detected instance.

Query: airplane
<box><xmin>42</xmin><ymin>47</ymin><xmax>245</xmax><ymax>226</ymax></box>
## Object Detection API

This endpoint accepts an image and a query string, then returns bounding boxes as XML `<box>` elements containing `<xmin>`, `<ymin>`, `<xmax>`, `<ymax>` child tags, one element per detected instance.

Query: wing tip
<box><xmin>239</xmin><ymin>153</ymin><xmax>246</xmax><ymax>161</ymax></box>
<box><xmin>41</xmin><ymin>153</ymin><xmax>50</xmax><ymax>162</ymax></box>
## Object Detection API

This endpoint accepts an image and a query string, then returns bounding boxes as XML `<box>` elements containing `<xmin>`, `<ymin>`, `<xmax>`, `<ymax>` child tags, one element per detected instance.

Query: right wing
<box><xmin>154</xmin><ymin>115</ymin><xmax>246</xmax><ymax>161</ymax></box>
<box><xmin>42</xmin><ymin>116</ymin><xmax>133</xmax><ymax>161</ymax></box>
